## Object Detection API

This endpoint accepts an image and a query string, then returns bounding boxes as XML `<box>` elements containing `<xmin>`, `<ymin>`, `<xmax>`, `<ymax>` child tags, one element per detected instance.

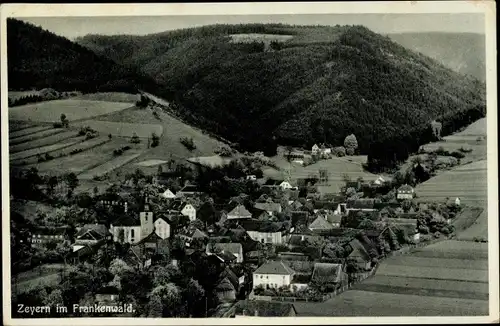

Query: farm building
<box><xmin>252</xmin><ymin>261</ymin><xmax>295</xmax><ymax>289</ymax></box>
<box><xmin>397</xmin><ymin>184</ymin><xmax>415</xmax><ymax>200</ymax></box>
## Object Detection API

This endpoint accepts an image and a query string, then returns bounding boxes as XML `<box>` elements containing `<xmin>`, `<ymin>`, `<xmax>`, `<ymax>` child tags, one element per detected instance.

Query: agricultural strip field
<box><xmin>30</xmin><ymin>138</ymin><xmax>136</xmax><ymax>175</ymax></box>
<box><xmin>456</xmin><ymin>208</ymin><xmax>488</xmax><ymax>241</ymax></box>
<box><xmin>9</xmin><ymin>128</ymin><xmax>68</xmax><ymax>146</ymax></box>
<box><xmin>12</xmin><ymin>136</ymin><xmax>110</xmax><ymax>166</ymax></box>
<box><xmin>9</xmin><ymin>125</ymin><xmax>52</xmax><ymax>139</ymax></box>
<box><xmin>73</xmin><ymin>119</ymin><xmax>163</xmax><ymax>138</ymax></box>
<box><xmin>9</xmin><ymin>121</ymin><xmax>37</xmax><ymax>132</ymax></box>
<box><xmin>375</xmin><ymin>264</ymin><xmax>488</xmax><ymax>282</ymax></box>
<box><xmin>9</xmin><ymin>99</ymin><xmax>132</xmax><ymax>122</ymax></box>
<box><xmin>72</xmin><ymin>92</ymin><xmax>138</xmax><ymax>103</ymax></box>
<box><xmin>9</xmin><ymin>130</ymin><xmax>80</xmax><ymax>153</ymax></box>
<box><xmin>135</xmin><ymin>159</ymin><xmax>169</xmax><ymax>167</ymax></box>
<box><xmin>78</xmin><ymin>152</ymin><xmax>142</xmax><ymax>180</ymax></box>
<box><xmin>10</xmin><ymin>138</ymin><xmax>84</xmax><ymax>162</ymax></box>
<box><xmin>415</xmin><ymin>160</ymin><xmax>487</xmax><ymax>205</ymax></box>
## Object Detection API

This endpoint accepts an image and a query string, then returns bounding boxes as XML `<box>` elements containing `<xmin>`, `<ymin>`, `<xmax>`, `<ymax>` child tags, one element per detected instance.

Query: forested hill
<box><xmin>7</xmin><ymin>18</ymin><xmax>159</xmax><ymax>93</ymax></box>
<box><xmin>54</xmin><ymin>24</ymin><xmax>491</xmax><ymax>157</ymax></box>
<box><xmin>388</xmin><ymin>32</ymin><xmax>486</xmax><ymax>82</ymax></box>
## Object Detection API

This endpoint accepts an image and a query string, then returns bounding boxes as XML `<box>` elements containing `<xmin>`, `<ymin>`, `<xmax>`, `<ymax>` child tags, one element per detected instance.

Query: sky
<box><xmin>19</xmin><ymin>13</ymin><xmax>485</xmax><ymax>40</ymax></box>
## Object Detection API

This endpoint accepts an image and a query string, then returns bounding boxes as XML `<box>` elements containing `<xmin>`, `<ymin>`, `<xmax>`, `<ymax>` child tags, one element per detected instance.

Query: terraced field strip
<box><xmin>32</xmin><ymin>139</ymin><xmax>136</xmax><ymax>175</ymax></box>
<box><xmin>9</xmin><ymin>121</ymin><xmax>37</xmax><ymax>132</ymax></box>
<box><xmin>10</xmin><ymin>138</ymin><xmax>83</xmax><ymax>161</ymax></box>
<box><xmin>383</xmin><ymin>255</ymin><xmax>488</xmax><ymax>270</ymax></box>
<box><xmin>456</xmin><ymin>208</ymin><xmax>488</xmax><ymax>241</ymax></box>
<box><xmin>73</xmin><ymin>120</ymin><xmax>163</xmax><ymax>138</ymax></box>
<box><xmin>9</xmin><ymin>125</ymin><xmax>52</xmax><ymax>139</ymax></box>
<box><xmin>293</xmin><ymin>290</ymin><xmax>488</xmax><ymax>316</ymax></box>
<box><xmin>77</xmin><ymin>152</ymin><xmax>142</xmax><ymax>180</ymax></box>
<box><xmin>9</xmin><ymin>128</ymin><xmax>67</xmax><ymax>146</ymax></box>
<box><xmin>376</xmin><ymin>264</ymin><xmax>488</xmax><ymax>283</ymax></box>
<box><xmin>9</xmin><ymin>130</ymin><xmax>79</xmax><ymax>153</ymax></box>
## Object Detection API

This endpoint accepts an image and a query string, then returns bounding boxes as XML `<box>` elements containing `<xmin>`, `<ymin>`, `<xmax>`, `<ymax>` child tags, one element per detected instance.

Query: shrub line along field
<box><xmin>9</xmin><ymin>99</ymin><xmax>133</xmax><ymax>122</ymax></box>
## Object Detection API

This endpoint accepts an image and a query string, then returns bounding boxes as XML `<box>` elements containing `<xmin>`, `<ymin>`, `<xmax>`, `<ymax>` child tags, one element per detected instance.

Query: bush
<box><xmin>459</xmin><ymin>146</ymin><xmax>473</xmax><ymax>153</ymax></box>
<box><xmin>44</xmin><ymin>153</ymin><xmax>54</xmax><ymax>161</ymax></box>
<box><xmin>450</xmin><ymin>151</ymin><xmax>465</xmax><ymax>159</ymax></box>
<box><xmin>130</xmin><ymin>133</ymin><xmax>141</xmax><ymax>144</ymax></box>
<box><xmin>151</xmin><ymin>133</ymin><xmax>160</xmax><ymax>147</ymax></box>
<box><xmin>53</xmin><ymin>122</ymin><xmax>63</xmax><ymax>128</ymax></box>
<box><xmin>332</xmin><ymin>146</ymin><xmax>346</xmax><ymax>157</ymax></box>
<box><xmin>113</xmin><ymin>145</ymin><xmax>132</xmax><ymax>156</ymax></box>
<box><xmin>180</xmin><ymin>137</ymin><xmax>196</xmax><ymax>151</ymax></box>
<box><xmin>215</xmin><ymin>145</ymin><xmax>233</xmax><ymax>157</ymax></box>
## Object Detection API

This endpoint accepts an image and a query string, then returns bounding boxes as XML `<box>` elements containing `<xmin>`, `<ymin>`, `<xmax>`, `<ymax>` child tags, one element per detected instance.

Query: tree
<box><xmin>151</xmin><ymin>132</ymin><xmax>160</xmax><ymax>147</ymax></box>
<box><xmin>65</xmin><ymin>173</ymin><xmax>79</xmax><ymax>198</ymax></box>
<box><xmin>109</xmin><ymin>258</ymin><xmax>132</xmax><ymax>277</ymax></box>
<box><xmin>60</xmin><ymin>113</ymin><xmax>69</xmax><ymax>127</ymax></box>
<box><xmin>150</xmin><ymin>283</ymin><xmax>182</xmax><ymax>317</ymax></box>
<box><xmin>46</xmin><ymin>175</ymin><xmax>59</xmax><ymax>196</ymax></box>
<box><xmin>131</xmin><ymin>132</ymin><xmax>141</xmax><ymax>144</ymax></box>
<box><xmin>44</xmin><ymin>289</ymin><xmax>64</xmax><ymax>308</ymax></box>
<box><xmin>185</xmin><ymin>278</ymin><xmax>205</xmax><ymax>316</ymax></box>
<box><xmin>344</xmin><ymin>134</ymin><xmax>358</xmax><ymax>154</ymax></box>
<box><xmin>332</xmin><ymin>146</ymin><xmax>346</xmax><ymax>157</ymax></box>
<box><xmin>147</xmin><ymin>294</ymin><xmax>164</xmax><ymax>317</ymax></box>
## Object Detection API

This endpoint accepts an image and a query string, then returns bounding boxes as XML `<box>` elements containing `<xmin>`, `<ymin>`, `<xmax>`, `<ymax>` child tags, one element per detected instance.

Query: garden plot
<box><xmin>9</xmin><ymin>130</ymin><xmax>79</xmax><ymax>153</ymax></box>
<box><xmin>9</xmin><ymin>125</ymin><xmax>52</xmax><ymax>139</ymax></box>
<box><xmin>73</xmin><ymin>120</ymin><xmax>163</xmax><ymax>138</ymax></box>
<box><xmin>9</xmin><ymin>99</ymin><xmax>132</xmax><ymax>122</ymax></box>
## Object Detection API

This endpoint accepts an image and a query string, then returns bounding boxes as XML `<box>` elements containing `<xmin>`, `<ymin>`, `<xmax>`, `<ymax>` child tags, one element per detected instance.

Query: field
<box><xmin>9</xmin><ymin>128</ymin><xmax>70</xmax><ymax>146</ymax></box>
<box><xmin>31</xmin><ymin>138</ymin><xmax>142</xmax><ymax>175</ymax></box>
<box><xmin>9</xmin><ymin>99</ymin><xmax>132</xmax><ymax>122</ymax></box>
<box><xmin>10</xmin><ymin>138</ymin><xmax>83</xmax><ymax>162</ymax></box>
<box><xmin>78</xmin><ymin>152</ymin><xmax>142</xmax><ymax>180</ymax></box>
<box><xmin>10</xmin><ymin>130</ymin><xmax>81</xmax><ymax>153</ymax></box>
<box><xmin>415</xmin><ymin>160</ymin><xmax>487</xmax><ymax>206</ymax></box>
<box><xmin>73</xmin><ymin>119</ymin><xmax>163</xmax><ymax>138</ymax></box>
<box><xmin>270</xmin><ymin>157</ymin><xmax>380</xmax><ymax>194</ymax></box>
<box><xmin>72</xmin><ymin>92</ymin><xmax>138</xmax><ymax>103</ymax></box>
<box><xmin>9</xmin><ymin>125</ymin><xmax>52</xmax><ymax>139</ymax></box>
<box><xmin>135</xmin><ymin>159</ymin><xmax>169</xmax><ymax>167</ymax></box>
<box><xmin>294</xmin><ymin>239</ymin><xmax>489</xmax><ymax>316</ymax></box>
<box><xmin>229</xmin><ymin>33</ymin><xmax>294</xmax><ymax>43</ymax></box>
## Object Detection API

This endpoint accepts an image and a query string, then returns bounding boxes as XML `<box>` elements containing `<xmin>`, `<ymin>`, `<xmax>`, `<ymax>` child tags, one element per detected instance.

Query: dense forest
<box><xmin>78</xmin><ymin>24</ymin><xmax>486</xmax><ymax>156</ymax></box>
<box><xmin>9</xmin><ymin>20</ymin><xmax>485</xmax><ymax>166</ymax></box>
<box><xmin>7</xmin><ymin>18</ymin><xmax>160</xmax><ymax>93</ymax></box>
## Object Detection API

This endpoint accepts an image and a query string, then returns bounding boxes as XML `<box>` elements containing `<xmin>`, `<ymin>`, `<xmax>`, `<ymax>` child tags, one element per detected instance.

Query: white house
<box><xmin>227</xmin><ymin>204</ymin><xmax>252</xmax><ymax>220</ymax></box>
<box><xmin>397</xmin><ymin>184</ymin><xmax>415</xmax><ymax>200</ymax></box>
<box><xmin>455</xmin><ymin>197</ymin><xmax>461</xmax><ymax>206</ymax></box>
<box><xmin>246</xmin><ymin>175</ymin><xmax>257</xmax><ymax>181</ymax></box>
<box><xmin>253</xmin><ymin>261</ymin><xmax>295</xmax><ymax>289</ymax></box>
<box><xmin>161</xmin><ymin>189</ymin><xmax>176</xmax><ymax>199</ymax></box>
<box><xmin>279</xmin><ymin>181</ymin><xmax>294</xmax><ymax>190</ymax></box>
<box><xmin>373</xmin><ymin>176</ymin><xmax>386</xmax><ymax>185</ymax></box>
<box><xmin>246</xmin><ymin>230</ymin><xmax>286</xmax><ymax>245</ymax></box>
<box><xmin>181</xmin><ymin>203</ymin><xmax>197</xmax><ymax>221</ymax></box>
<box><xmin>311</xmin><ymin>144</ymin><xmax>320</xmax><ymax>155</ymax></box>
<box><xmin>154</xmin><ymin>217</ymin><xmax>171</xmax><ymax>239</ymax></box>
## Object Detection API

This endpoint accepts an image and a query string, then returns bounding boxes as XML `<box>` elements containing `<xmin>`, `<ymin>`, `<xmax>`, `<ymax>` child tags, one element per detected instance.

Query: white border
<box><xmin>1</xmin><ymin>2</ymin><xmax>498</xmax><ymax>325</ymax></box>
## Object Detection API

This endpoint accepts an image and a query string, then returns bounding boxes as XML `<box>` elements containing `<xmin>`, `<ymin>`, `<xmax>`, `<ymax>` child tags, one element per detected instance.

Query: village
<box><xmin>10</xmin><ymin>141</ymin><xmax>467</xmax><ymax>318</ymax></box>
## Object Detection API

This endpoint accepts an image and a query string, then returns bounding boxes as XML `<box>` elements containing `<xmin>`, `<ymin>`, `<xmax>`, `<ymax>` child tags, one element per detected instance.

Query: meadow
<box><xmin>9</xmin><ymin>125</ymin><xmax>52</xmax><ymax>139</ymax></box>
<box><xmin>9</xmin><ymin>99</ymin><xmax>132</xmax><ymax>122</ymax></box>
<box><xmin>9</xmin><ymin>130</ymin><xmax>79</xmax><ymax>153</ymax></box>
<box><xmin>78</xmin><ymin>152</ymin><xmax>142</xmax><ymax>180</ymax></box>
<box><xmin>73</xmin><ymin>119</ymin><xmax>163</xmax><ymax>138</ymax></box>
<box><xmin>229</xmin><ymin>33</ymin><xmax>294</xmax><ymax>43</ymax></box>
<box><xmin>10</xmin><ymin>138</ymin><xmax>83</xmax><ymax>162</ymax></box>
<box><xmin>72</xmin><ymin>92</ymin><xmax>138</xmax><ymax>103</ymax></box>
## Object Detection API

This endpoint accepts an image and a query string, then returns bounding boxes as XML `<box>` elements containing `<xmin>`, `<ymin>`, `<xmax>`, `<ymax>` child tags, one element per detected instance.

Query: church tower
<box><xmin>140</xmin><ymin>195</ymin><xmax>154</xmax><ymax>238</ymax></box>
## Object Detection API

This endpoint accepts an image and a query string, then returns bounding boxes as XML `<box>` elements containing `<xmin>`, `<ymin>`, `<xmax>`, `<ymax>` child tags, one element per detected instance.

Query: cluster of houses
<box><xmin>27</xmin><ymin>163</ymin><xmax>463</xmax><ymax>317</ymax></box>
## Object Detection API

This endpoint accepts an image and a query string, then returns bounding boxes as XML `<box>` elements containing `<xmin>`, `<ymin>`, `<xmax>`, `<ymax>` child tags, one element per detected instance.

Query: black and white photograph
<box><xmin>1</xmin><ymin>2</ymin><xmax>498</xmax><ymax>324</ymax></box>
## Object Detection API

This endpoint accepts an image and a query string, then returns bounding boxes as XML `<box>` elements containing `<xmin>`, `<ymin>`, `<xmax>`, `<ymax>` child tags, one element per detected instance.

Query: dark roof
<box><xmin>313</xmin><ymin>201</ymin><xmax>341</xmax><ymax>210</ymax></box>
<box><xmin>240</xmin><ymin>219</ymin><xmax>285</xmax><ymax>233</ymax></box>
<box><xmin>312</xmin><ymin>263</ymin><xmax>343</xmax><ymax>283</ymax></box>
<box><xmin>179</xmin><ymin>184</ymin><xmax>203</xmax><ymax>193</ymax></box>
<box><xmin>308</xmin><ymin>216</ymin><xmax>334</xmax><ymax>230</ymax></box>
<box><xmin>234</xmin><ymin>300</ymin><xmax>296</xmax><ymax>317</ymax></box>
<box><xmin>112</xmin><ymin>212</ymin><xmax>140</xmax><ymax>226</ymax></box>
<box><xmin>135</xmin><ymin>231</ymin><xmax>162</xmax><ymax>245</ymax></box>
<box><xmin>220</xmin><ymin>266</ymin><xmax>240</xmax><ymax>289</ymax></box>
<box><xmin>216</xmin><ymin>277</ymin><xmax>236</xmax><ymax>292</ymax></box>
<box><xmin>398</xmin><ymin>184</ymin><xmax>414</xmax><ymax>192</ymax></box>
<box><xmin>263</xmin><ymin>179</ymin><xmax>284</xmax><ymax>186</ymax></box>
<box><xmin>75</xmin><ymin>224</ymin><xmax>109</xmax><ymax>239</ymax></box>
<box><xmin>278</xmin><ymin>252</ymin><xmax>310</xmax><ymax>261</ymax></box>
<box><xmin>217</xmin><ymin>251</ymin><xmax>237</xmax><ymax>263</ymax></box>
<box><xmin>206</xmin><ymin>242</ymin><xmax>242</xmax><ymax>255</ymax></box>
<box><xmin>346</xmin><ymin>199</ymin><xmax>375</xmax><ymax>210</ymax></box>
<box><xmin>254</xmin><ymin>261</ymin><xmax>295</xmax><ymax>275</ymax></box>
<box><xmin>254</xmin><ymin>202</ymin><xmax>282</xmax><ymax>212</ymax></box>
<box><xmin>347</xmin><ymin>239</ymin><xmax>371</xmax><ymax>261</ymax></box>
<box><xmin>288</xmin><ymin>234</ymin><xmax>323</xmax><ymax>246</ymax></box>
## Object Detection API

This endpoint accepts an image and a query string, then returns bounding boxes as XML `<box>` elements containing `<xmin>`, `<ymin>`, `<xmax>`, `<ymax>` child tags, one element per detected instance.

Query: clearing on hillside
<box><xmin>9</xmin><ymin>99</ymin><xmax>132</xmax><ymax>122</ymax></box>
<box><xmin>72</xmin><ymin>92</ymin><xmax>138</xmax><ymax>103</ymax></box>
<box><xmin>415</xmin><ymin>160</ymin><xmax>487</xmax><ymax>206</ymax></box>
<box><xmin>72</xmin><ymin>120</ymin><xmax>163</xmax><ymax>138</ymax></box>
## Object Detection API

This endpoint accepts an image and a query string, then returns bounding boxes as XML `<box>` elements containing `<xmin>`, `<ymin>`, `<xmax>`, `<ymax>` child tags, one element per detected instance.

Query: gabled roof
<box><xmin>313</xmin><ymin>201</ymin><xmax>341</xmax><ymax>210</ymax></box>
<box><xmin>217</xmin><ymin>251</ymin><xmax>237</xmax><ymax>263</ymax></box>
<box><xmin>75</xmin><ymin>224</ymin><xmax>109</xmax><ymax>239</ymax></box>
<box><xmin>234</xmin><ymin>300</ymin><xmax>296</xmax><ymax>317</ymax></box>
<box><xmin>227</xmin><ymin>204</ymin><xmax>252</xmax><ymax>219</ymax></box>
<box><xmin>135</xmin><ymin>231</ymin><xmax>162</xmax><ymax>245</ymax></box>
<box><xmin>254</xmin><ymin>260</ymin><xmax>295</xmax><ymax>275</ymax></box>
<box><xmin>346</xmin><ymin>199</ymin><xmax>375</xmax><ymax>210</ymax></box>
<box><xmin>240</xmin><ymin>219</ymin><xmax>286</xmax><ymax>233</ymax></box>
<box><xmin>288</xmin><ymin>234</ymin><xmax>323</xmax><ymax>246</ymax></box>
<box><xmin>220</xmin><ymin>266</ymin><xmax>240</xmax><ymax>289</ymax></box>
<box><xmin>215</xmin><ymin>277</ymin><xmax>236</xmax><ymax>292</ymax></box>
<box><xmin>263</xmin><ymin>179</ymin><xmax>284</xmax><ymax>186</ymax></box>
<box><xmin>112</xmin><ymin>212</ymin><xmax>140</xmax><ymax>226</ymax></box>
<box><xmin>398</xmin><ymin>184</ymin><xmax>414</xmax><ymax>192</ymax></box>
<box><xmin>206</xmin><ymin>242</ymin><xmax>242</xmax><ymax>255</ymax></box>
<box><xmin>308</xmin><ymin>216</ymin><xmax>334</xmax><ymax>230</ymax></box>
<box><xmin>347</xmin><ymin>239</ymin><xmax>371</xmax><ymax>261</ymax></box>
<box><xmin>254</xmin><ymin>202</ymin><xmax>282</xmax><ymax>212</ymax></box>
<box><xmin>312</xmin><ymin>263</ymin><xmax>343</xmax><ymax>283</ymax></box>
<box><xmin>178</xmin><ymin>184</ymin><xmax>203</xmax><ymax>193</ymax></box>
<box><xmin>326</xmin><ymin>213</ymin><xmax>343</xmax><ymax>224</ymax></box>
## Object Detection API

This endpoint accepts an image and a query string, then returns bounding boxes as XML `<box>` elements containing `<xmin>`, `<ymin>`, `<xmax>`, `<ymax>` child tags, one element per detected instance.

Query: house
<box><xmin>253</xmin><ymin>209</ymin><xmax>273</xmax><ymax>221</ymax></box>
<box><xmin>373</xmin><ymin>176</ymin><xmax>386</xmax><ymax>186</ymax></box>
<box><xmin>311</xmin><ymin>144</ymin><xmax>320</xmax><ymax>155</ymax></box>
<box><xmin>227</xmin><ymin>204</ymin><xmax>252</xmax><ymax>220</ymax></box>
<box><xmin>346</xmin><ymin>238</ymin><xmax>372</xmax><ymax>270</ymax></box>
<box><xmin>240</xmin><ymin>220</ymin><xmax>289</xmax><ymax>245</ymax></box>
<box><xmin>176</xmin><ymin>184</ymin><xmax>204</xmax><ymax>198</ymax></box>
<box><xmin>263</xmin><ymin>178</ymin><xmax>294</xmax><ymax>191</ymax></box>
<box><xmin>165</xmin><ymin>200</ymin><xmax>199</xmax><ymax>221</ymax></box>
<box><xmin>345</xmin><ymin>181</ymin><xmax>363</xmax><ymax>192</ymax></box>
<box><xmin>179</xmin><ymin>227</ymin><xmax>208</xmax><ymax>242</ymax></box>
<box><xmin>252</xmin><ymin>261</ymin><xmax>295</xmax><ymax>289</ymax></box>
<box><xmin>254</xmin><ymin>202</ymin><xmax>282</xmax><ymax>215</ymax></box>
<box><xmin>125</xmin><ymin>235</ymin><xmax>170</xmax><ymax>268</ymax></box>
<box><xmin>246</xmin><ymin>175</ymin><xmax>257</xmax><ymax>181</ymax></box>
<box><xmin>110</xmin><ymin>198</ymin><xmax>154</xmax><ymax>244</ymax></box>
<box><xmin>325</xmin><ymin>212</ymin><xmax>343</xmax><ymax>228</ymax></box>
<box><xmin>31</xmin><ymin>226</ymin><xmax>68</xmax><ymax>247</ymax></box>
<box><xmin>289</xmin><ymin>199</ymin><xmax>304</xmax><ymax>211</ymax></box>
<box><xmin>386</xmin><ymin>218</ymin><xmax>420</xmax><ymax>242</ymax></box>
<box><xmin>206</xmin><ymin>242</ymin><xmax>244</xmax><ymax>263</ymax></box>
<box><xmin>455</xmin><ymin>197</ymin><xmax>461</xmax><ymax>206</ymax></box>
<box><xmin>397</xmin><ymin>184</ymin><xmax>415</xmax><ymax>200</ymax></box>
<box><xmin>311</xmin><ymin>263</ymin><xmax>348</xmax><ymax>287</ymax></box>
<box><xmin>232</xmin><ymin>300</ymin><xmax>297</xmax><ymax>317</ymax></box>
<box><xmin>153</xmin><ymin>214</ymin><xmax>171</xmax><ymax>239</ymax></box>
<box><xmin>215</xmin><ymin>277</ymin><xmax>237</xmax><ymax>302</ymax></box>
<box><xmin>278</xmin><ymin>252</ymin><xmax>309</xmax><ymax>261</ymax></box>
<box><xmin>288</xmin><ymin>234</ymin><xmax>324</xmax><ymax>249</ymax></box>
<box><xmin>161</xmin><ymin>189</ymin><xmax>176</xmax><ymax>199</ymax></box>
<box><xmin>308</xmin><ymin>215</ymin><xmax>334</xmax><ymax>232</ymax></box>
<box><xmin>73</xmin><ymin>224</ymin><xmax>111</xmax><ymax>251</ymax></box>
<box><xmin>346</xmin><ymin>199</ymin><xmax>377</xmax><ymax>212</ymax></box>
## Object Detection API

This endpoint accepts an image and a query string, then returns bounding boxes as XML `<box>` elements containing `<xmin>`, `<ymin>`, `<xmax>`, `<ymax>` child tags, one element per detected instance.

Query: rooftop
<box><xmin>254</xmin><ymin>260</ymin><xmax>295</xmax><ymax>275</ymax></box>
<box><xmin>312</xmin><ymin>263</ymin><xmax>343</xmax><ymax>283</ymax></box>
